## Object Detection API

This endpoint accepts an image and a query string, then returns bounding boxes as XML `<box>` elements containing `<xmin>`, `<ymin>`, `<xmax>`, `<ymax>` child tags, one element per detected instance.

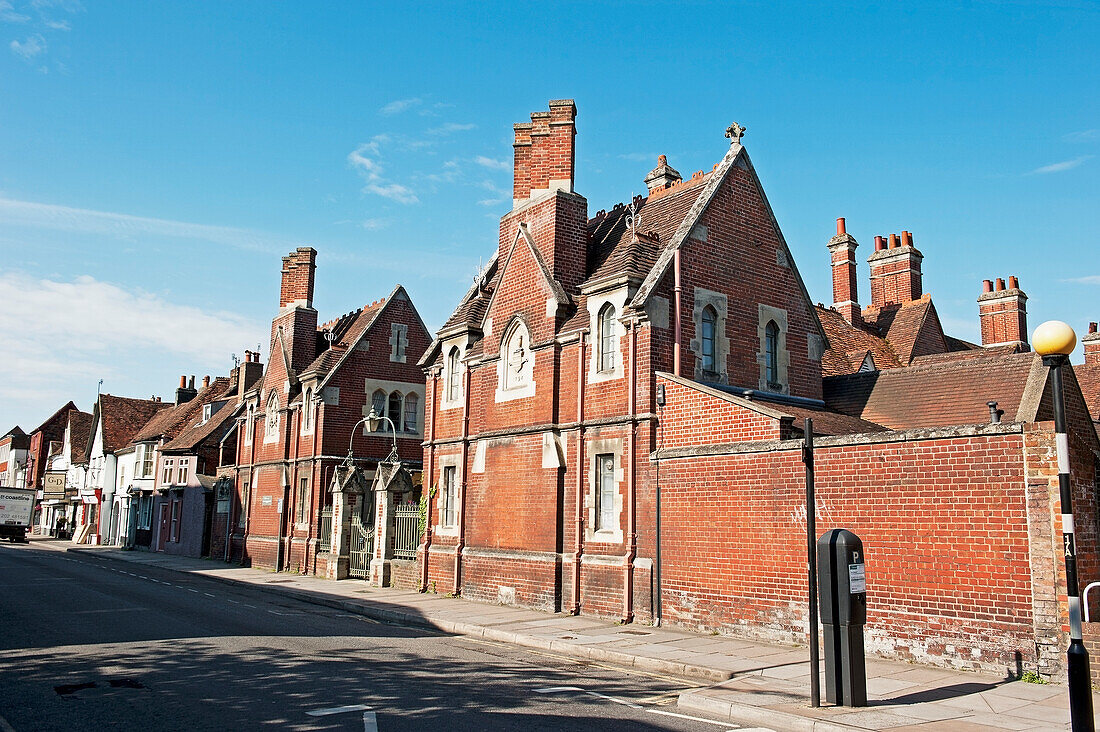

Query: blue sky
<box><xmin>1</xmin><ymin>1</ymin><xmax>1098</xmax><ymax>429</ymax></box>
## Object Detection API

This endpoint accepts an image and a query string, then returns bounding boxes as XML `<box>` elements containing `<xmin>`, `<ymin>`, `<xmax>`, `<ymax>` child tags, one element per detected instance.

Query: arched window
<box><xmin>701</xmin><ymin>305</ymin><xmax>717</xmax><ymax>373</ymax></box>
<box><xmin>598</xmin><ymin>303</ymin><xmax>616</xmax><ymax>372</ymax></box>
<box><xmin>504</xmin><ymin>321</ymin><xmax>532</xmax><ymax>389</ymax></box>
<box><xmin>245</xmin><ymin>405</ymin><xmax>255</xmax><ymax>443</ymax></box>
<box><xmin>388</xmin><ymin>391</ymin><xmax>403</xmax><ymax>431</ymax></box>
<box><xmin>265</xmin><ymin>391</ymin><xmax>280</xmax><ymax>437</ymax></box>
<box><xmin>446</xmin><ymin>347</ymin><xmax>461</xmax><ymax>403</ymax></box>
<box><xmin>765</xmin><ymin>320</ymin><xmax>780</xmax><ymax>388</ymax></box>
<box><xmin>403</xmin><ymin>393</ymin><xmax>419</xmax><ymax>432</ymax></box>
<box><xmin>302</xmin><ymin>388</ymin><xmax>313</xmax><ymax>430</ymax></box>
<box><xmin>371</xmin><ymin>389</ymin><xmax>386</xmax><ymax>430</ymax></box>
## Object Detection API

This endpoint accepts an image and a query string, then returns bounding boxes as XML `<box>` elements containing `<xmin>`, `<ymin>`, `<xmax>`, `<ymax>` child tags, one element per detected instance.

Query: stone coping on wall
<box><xmin>652</xmin><ymin>421</ymin><xmax>1027</xmax><ymax>461</ymax></box>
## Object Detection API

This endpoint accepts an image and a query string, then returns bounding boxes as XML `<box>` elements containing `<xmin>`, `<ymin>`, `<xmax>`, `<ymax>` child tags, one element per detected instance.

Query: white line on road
<box><xmin>534</xmin><ymin>686</ymin><xmax>640</xmax><ymax>709</ymax></box>
<box><xmin>534</xmin><ymin>687</ymin><xmax>584</xmax><ymax>693</ymax></box>
<box><xmin>363</xmin><ymin>710</ymin><xmax>377</xmax><ymax>732</ymax></box>
<box><xmin>188</xmin><ymin>588</ymin><xmax>199</xmax><ymax>593</ymax></box>
<box><xmin>646</xmin><ymin>708</ymin><xmax>752</xmax><ymax>727</ymax></box>
<box><xmin>305</xmin><ymin>704</ymin><xmax>373</xmax><ymax>717</ymax></box>
<box><xmin>203</xmin><ymin>593</ymin><xmax>215</xmax><ymax>598</ymax></box>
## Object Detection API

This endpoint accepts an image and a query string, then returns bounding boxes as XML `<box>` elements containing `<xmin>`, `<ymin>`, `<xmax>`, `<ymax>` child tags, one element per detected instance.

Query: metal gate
<box><xmin>348</xmin><ymin>511</ymin><xmax>375</xmax><ymax>579</ymax></box>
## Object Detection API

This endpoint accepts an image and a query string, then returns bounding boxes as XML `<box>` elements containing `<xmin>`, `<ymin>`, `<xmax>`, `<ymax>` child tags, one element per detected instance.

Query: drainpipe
<box><xmin>572</xmin><ymin>331</ymin><xmax>587</xmax><ymax>615</ymax></box>
<box><xmin>304</xmin><ymin>397</ymin><xmax>320</xmax><ymax>575</ymax></box>
<box><xmin>454</xmin><ymin>364</ymin><xmax>472</xmax><ymax>594</ymax></box>
<box><xmin>276</xmin><ymin>406</ymin><xmax>293</xmax><ymax>572</ymax></box>
<box><xmin>420</xmin><ymin>370</ymin><xmax>438</xmax><ymax>592</ymax></box>
<box><xmin>673</xmin><ymin>248</ymin><xmax>683</xmax><ymax>376</ymax></box>
<box><xmin>622</xmin><ymin>320</ymin><xmax>638</xmax><ymax>623</ymax></box>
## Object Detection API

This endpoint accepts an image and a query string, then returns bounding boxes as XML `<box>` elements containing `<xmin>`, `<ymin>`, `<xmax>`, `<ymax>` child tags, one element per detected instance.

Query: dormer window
<box><xmin>202</xmin><ymin>404</ymin><xmax>212</xmax><ymax>424</ymax></box>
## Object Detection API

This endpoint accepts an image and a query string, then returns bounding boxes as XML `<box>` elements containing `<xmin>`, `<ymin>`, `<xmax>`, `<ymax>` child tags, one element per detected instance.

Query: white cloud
<box><xmin>0</xmin><ymin>196</ymin><xmax>294</xmax><ymax>252</ymax></box>
<box><xmin>0</xmin><ymin>270</ymin><xmax>263</xmax><ymax>422</ymax></box>
<box><xmin>360</xmin><ymin>218</ymin><xmax>387</xmax><ymax>230</ymax></box>
<box><xmin>1064</xmin><ymin>275</ymin><xmax>1100</xmax><ymax>285</ymax></box>
<box><xmin>427</xmin><ymin>122</ymin><xmax>475</xmax><ymax>136</ymax></box>
<box><xmin>10</xmin><ymin>33</ymin><xmax>45</xmax><ymax>59</ymax></box>
<box><xmin>1064</xmin><ymin>129</ymin><xmax>1099</xmax><ymax>143</ymax></box>
<box><xmin>477</xmin><ymin>198</ymin><xmax>503</xmax><ymax>207</ymax></box>
<box><xmin>1029</xmin><ymin>155</ymin><xmax>1092</xmax><ymax>175</ymax></box>
<box><xmin>0</xmin><ymin>1</ymin><xmax>29</xmax><ymax>22</ymax></box>
<box><xmin>380</xmin><ymin>97</ymin><xmax>421</xmax><ymax>115</ymax></box>
<box><xmin>44</xmin><ymin>18</ymin><xmax>68</xmax><ymax>29</ymax></box>
<box><xmin>475</xmin><ymin>156</ymin><xmax>509</xmax><ymax>170</ymax></box>
<box><xmin>347</xmin><ymin>137</ymin><xmax>419</xmax><ymax>204</ymax></box>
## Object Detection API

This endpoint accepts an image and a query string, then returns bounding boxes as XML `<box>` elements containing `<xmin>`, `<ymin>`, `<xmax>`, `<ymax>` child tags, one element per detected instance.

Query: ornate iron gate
<box><xmin>348</xmin><ymin>511</ymin><xmax>375</xmax><ymax>579</ymax></box>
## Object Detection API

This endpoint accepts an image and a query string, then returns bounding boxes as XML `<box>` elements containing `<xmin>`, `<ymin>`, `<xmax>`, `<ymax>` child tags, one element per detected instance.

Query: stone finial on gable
<box><xmin>725</xmin><ymin>122</ymin><xmax>746</xmax><ymax>144</ymax></box>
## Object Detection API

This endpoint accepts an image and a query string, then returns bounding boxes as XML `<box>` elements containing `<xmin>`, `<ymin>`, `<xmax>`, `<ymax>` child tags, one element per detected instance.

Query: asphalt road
<box><xmin>0</xmin><ymin>543</ymin><xmax>769</xmax><ymax>731</ymax></box>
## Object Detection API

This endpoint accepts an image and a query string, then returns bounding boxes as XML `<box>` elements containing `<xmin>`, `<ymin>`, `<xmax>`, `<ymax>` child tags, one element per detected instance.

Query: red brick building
<box><xmin>418</xmin><ymin>99</ymin><xmax>1100</xmax><ymax>679</ymax></box>
<box><xmin>231</xmin><ymin>248</ymin><xmax>430</xmax><ymax>575</ymax></box>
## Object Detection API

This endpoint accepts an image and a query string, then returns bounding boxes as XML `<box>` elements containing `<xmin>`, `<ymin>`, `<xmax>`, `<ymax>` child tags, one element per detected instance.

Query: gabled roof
<box><xmin>31</xmin><ymin>401</ymin><xmax>79</xmax><ymax>436</ymax></box>
<box><xmin>94</xmin><ymin>395</ymin><xmax>170</xmax><ymax>454</ymax></box>
<box><xmin>2</xmin><ymin>426</ymin><xmax>27</xmax><ymax>439</ymax></box>
<box><xmin>816</xmin><ymin>306</ymin><xmax>902</xmax><ymax>377</ymax></box>
<box><xmin>863</xmin><ymin>295</ymin><xmax>949</xmax><ymax>365</ymax></box>
<box><xmin>313</xmin><ymin>284</ymin><xmax>429</xmax><ymax>390</ymax></box>
<box><xmin>67</xmin><ymin>411</ymin><xmax>93</xmax><ymax>465</ymax></box>
<box><xmin>131</xmin><ymin>377</ymin><xmax>233</xmax><ymax>444</ymax></box>
<box><xmin>161</xmin><ymin>399</ymin><xmax>243</xmax><ymax>454</ymax></box>
<box><xmin>824</xmin><ymin>352</ymin><xmax>1042</xmax><ymax>430</ymax></box>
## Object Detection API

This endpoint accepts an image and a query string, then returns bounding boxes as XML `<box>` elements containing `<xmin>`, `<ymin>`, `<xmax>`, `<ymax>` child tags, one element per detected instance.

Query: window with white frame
<box><xmin>446</xmin><ymin>347</ymin><xmax>462</xmax><ymax>403</ymax></box>
<box><xmin>441</xmin><ymin>466</ymin><xmax>457</xmax><ymax>527</ymax></box>
<box><xmin>598</xmin><ymin>303</ymin><xmax>616</xmax><ymax>372</ymax></box>
<box><xmin>245</xmin><ymin>405</ymin><xmax>255</xmax><ymax>444</ymax></box>
<box><xmin>265</xmin><ymin>392</ymin><xmax>280</xmax><ymax>442</ymax></box>
<box><xmin>161</xmin><ymin>458</ymin><xmax>174</xmax><ymax>485</ymax></box>
<box><xmin>597</xmin><ymin>454</ymin><xmax>616</xmax><ymax>531</ymax></box>
<box><xmin>177</xmin><ymin>459</ymin><xmax>189</xmax><ymax>485</ymax></box>
<box><xmin>403</xmin><ymin>393</ymin><xmax>419</xmax><ymax>433</ymax></box>
<box><xmin>138</xmin><ymin>496</ymin><xmax>153</xmax><ymax>529</ymax></box>
<box><xmin>701</xmin><ymin>305</ymin><xmax>717</xmax><ymax>373</ymax></box>
<box><xmin>371</xmin><ymin>389</ymin><xmax>387</xmax><ymax>430</ymax></box>
<box><xmin>137</xmin><ymin>444</ymin><xmax>155</xmax><ymax>478</ymax></box>
<box><xmin>202</xmin><ymin>404</ymin><xmax>212</xmax><ymax>424</ymax></box>
<box><xmin>170</xmin><ymin>497</ymin><xmax>181</xmax><ymax>542</ymax></box>
<box><xmin>302</xmin><ymin>388</ymin><xmax>313</xmax><ymax>431</ymax></box>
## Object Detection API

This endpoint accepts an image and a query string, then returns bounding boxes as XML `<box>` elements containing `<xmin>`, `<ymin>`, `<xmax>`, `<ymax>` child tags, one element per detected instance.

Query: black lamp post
<box><xmin>1034</xmin><ymin>320</ymin><xmax>1093</xmax><ymax>732</ymax></box>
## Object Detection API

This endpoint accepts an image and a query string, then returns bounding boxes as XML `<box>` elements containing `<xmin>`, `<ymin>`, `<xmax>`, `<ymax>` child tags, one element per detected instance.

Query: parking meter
<box><xmin>817</xmin><ymin>528</ymin><xmax>867</xmax><ymax>706</ymax></box>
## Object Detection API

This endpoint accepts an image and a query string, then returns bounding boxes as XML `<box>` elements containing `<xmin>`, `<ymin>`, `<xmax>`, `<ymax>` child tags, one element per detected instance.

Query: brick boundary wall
<box><xmin>653</xmin><ymin>420</ymin><xmax>1078</xmax><ymax>677</ymax></box>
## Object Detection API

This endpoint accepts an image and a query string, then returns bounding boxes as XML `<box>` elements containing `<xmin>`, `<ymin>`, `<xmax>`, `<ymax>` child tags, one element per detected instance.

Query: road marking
<box><xmin>646</xmin><ymin>708</ymin><xmax>749</xmax><ymax>727</ymax></box>
<box><xmin>306</xmin><ymin>704</ymin><xmax>373</xmax><ymax>717</ymax></box>
<box><xmin>363</xmin><ymin>710</ymin><xmax>377</xmax><ymax>732</ymax></box>
<box><xmin>203</xmin><ymin>593</ymin><xmax>215</xmax><ymax>598</ymax></box>
<box><xmin>534</xmin><ymin>686</ymin><xmax>583</xmax><ymax>693</ymax></box>
<box><xmin>533</xmin><ymin>686</ymin><xmax>640</xmax><ymax>709</ymax></box>
<box><xmin>188</xmin><ymin>589</ymin><xmax>199</xmax><ymax>593</ymax></box>
<box><xmin>227</xmin><ymin>599</ymin><xmax>239</xmax><ymax>604</ymax></box>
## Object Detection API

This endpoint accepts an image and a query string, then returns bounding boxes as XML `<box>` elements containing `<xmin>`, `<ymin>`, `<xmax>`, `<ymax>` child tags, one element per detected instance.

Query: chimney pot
<box><xmin>982</xmin><ymin>279</ymin><xmax>994</xmax><ymax>293</ymax></box>
<box><xmin>202</xmin><ymin>375</ymin><xmax>210</xmax><ymax>389</ymax></box>
<box><xmin>1008</xmin><ymin>275</ymin><xmax>1019</xmax><ymax>289</ymax></box>
<box><xmin>658</xmin><ymin>154</ymin><xmax>667</xmax><ymax>166</ymax></box>
<box><xmin>836</xmin><ymin>217</ymin><xmax>846</xmax><ymax>235</ymax></box>
<box><xmin>995</xmin><ymin>278</ymin><xmax>1005</xmax><ymax>291</ymax></box>
<box><xmin>189</xmin><ymin>375</ymin><xmax>195</xmax><ymax>389</ymax></box>
<box><xmin>1090</xmin><ymin>322</ymin><xmax>1098</xmax><ymax>334</ymax></box>
<box><xmin>179</xmin><ymin>375</ymin><xmax>187</xmax><ymax>388</ymax></box>
<box><xmin>889</xmin><ymin>234</ymin><xmax>899</xmax><ymax>249</ymax></box>
<box><xmin>874</xmin><ymin>235</ymin><xmax>885</xmax><ymax>251</ymax></box>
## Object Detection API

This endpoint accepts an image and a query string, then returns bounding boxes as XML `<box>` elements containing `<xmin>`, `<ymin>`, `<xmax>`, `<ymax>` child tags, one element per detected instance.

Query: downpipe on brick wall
<box><xmin>420</xmin><ymin>371</ymin><xmax>438</xmax><ymax>592</ymax></box>
<box><xmin>572</xmin><ymin>331</ymin><xmax>587</xmax><ymax>615</ymax></box>
<box><xmin>622</xmin><ymin>320</ymin><xmax>638</xmax><ymax>624</ymax></box>
<box><xmin>453</xmin><ymin>364</ymin><xmax>472</xmax><ymax>594</ymax></box>
<box><xmin>276</xmin><ymin>405</ymin><xmax>292</xmax><ymax>572</ymax></box>
<box><xmin>673</xmin><ymin>249</ymin><xmax>682</xmax><ymax>377</ymax></box>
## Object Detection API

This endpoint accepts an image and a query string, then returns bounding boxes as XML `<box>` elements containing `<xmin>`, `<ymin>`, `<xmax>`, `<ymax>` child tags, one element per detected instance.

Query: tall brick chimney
<box><xmin>512</xmin><ymin>99</ymin><xmax>577</xmax><ymax>207</ymax></box>
<box><xmin>867</xmin><ymin>230</ymin><xmax>923</xmax><ymax>308</ymax></box>
<box><xmin>175</xmin><ymin>374</ymin><xmax>197</xmax><ymax>406</ymax></box>
<box><xmin>279</xmin><ymin>247</ymin><xmax>317</xmax><ymax>309</ymax></box>
<box><xmin>978</xmin><ymin>275</ymin><xmax>1028</xmax><ymax>348</ymax></box>
<box><xmin>826</xmin><ymin>217</ymin><xmax>861</xmax><ymax>325</ymax></box>
<box><xmin>1083</xmin><ymin>322</ymin><xmax>1100</xmax><ymax>365</ymax></box>
<box><xmin>502</xmin><ymin>100</ymin><xmax>588</xmax><ymax>295</ymax></box>
<box><xmin>273</xmin><ymin>248</ymin><xmax>319</xmax><ymax>375</ymax></box>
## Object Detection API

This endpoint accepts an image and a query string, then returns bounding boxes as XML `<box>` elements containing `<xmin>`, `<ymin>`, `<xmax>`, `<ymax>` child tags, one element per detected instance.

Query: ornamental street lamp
<box><xmin>346</xmin><ymin>408</ymin><xmax>400</xmax><ymax>467</ymax></box>
<box><xmin>1033</xmin><ymin>320</ymin><xmax>1093</xmax><ymax>732</ymax></box>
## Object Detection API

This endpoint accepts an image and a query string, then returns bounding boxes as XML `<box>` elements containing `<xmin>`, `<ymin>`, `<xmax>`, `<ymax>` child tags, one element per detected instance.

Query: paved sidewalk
<box><xmin>39</xmin><ymin>539</ymin><xmax>1096</xmax><ymax>731</ymax></box>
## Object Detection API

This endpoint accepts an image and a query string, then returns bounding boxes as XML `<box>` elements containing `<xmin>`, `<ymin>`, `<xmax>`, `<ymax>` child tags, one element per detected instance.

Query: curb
<box><xmin>66</xmin><ymin>548</ymin><xmax>733</xmax><ymax>683</ymax></box>
<box><xmin>677</xmin><ymin>691</ymin><xmax>864</xmax><ymax>732</ymax></box>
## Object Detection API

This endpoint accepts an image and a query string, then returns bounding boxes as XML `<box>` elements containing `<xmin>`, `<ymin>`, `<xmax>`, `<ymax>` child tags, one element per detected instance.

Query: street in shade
<box><xmin>0</xmin><ymin>542</ymin><xmax>766</xmax><ymax>731</ymax></box>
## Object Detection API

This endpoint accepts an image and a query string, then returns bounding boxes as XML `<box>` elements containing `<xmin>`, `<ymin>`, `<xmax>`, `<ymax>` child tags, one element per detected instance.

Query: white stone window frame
<box><xmin>295</xmin><ymin>476</ymin><xmax>310</xmax><ymax>530</ymax></box>
<box><xmin>757</xmin><ymin>304</ymin><xmax>790</xmax><ymax>395</ymax></box>
<box><xmin>300</xmin><ymin>386</ymin><xmax>316</xmax><ymax>436</ymax></box>
<box><xmin>435</xmin><ymin>454</ymin><xmax>461</xmax><ymax>537</ymax></box>
<box><xmin>363</xmin><ymin>378</ymin><xmax>425</xmax><ymax>439</ymax></box>
<box><xmin>690</xmin><ymin>287</ymin><xmax>730</xmax><ymax>383</ymax></box>
<box><xmin>584</xmin><ymin>437</ymin><xmax>624</xmax><ymax>544</ymax></box>
<box><xmin>495</xmin><ymin>318</ymin><xmax>537</xmax><ymax>403</ymax></box>
<box><xmin>586</xmin><ymin>286</ymin><xmax>628</xmax><ymax>384</ymax></box>
<box><xmin>440</xmin><ymin>336</ymin><xmax>468</xmax><ymax>412</ymax></box>
<box><xmin>263</xmin><ymin>391</ymin><xmax>281</xmax><ymax>444</ymax></box>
